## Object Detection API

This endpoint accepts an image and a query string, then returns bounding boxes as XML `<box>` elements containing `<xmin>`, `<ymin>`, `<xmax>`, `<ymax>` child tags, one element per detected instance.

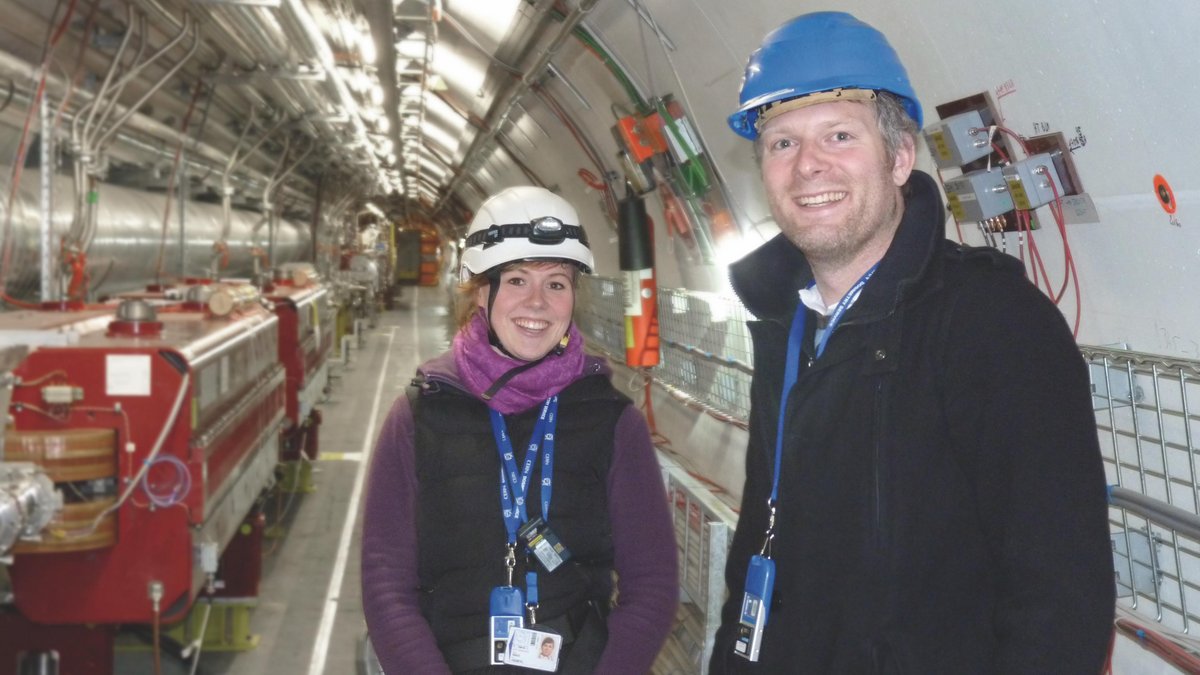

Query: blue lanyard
<box><xmin>767</xmin><ymin>265</ymin><xmax>879</xmax><ymax>508</ymax></box>
<box><xmin>490</xmin><ymin>396</ymin><xmax>559</xmax><ymax>545</ymax></box>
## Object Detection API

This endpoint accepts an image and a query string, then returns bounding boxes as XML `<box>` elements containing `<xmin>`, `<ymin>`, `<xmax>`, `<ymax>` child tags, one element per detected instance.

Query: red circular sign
<box><xmin>1154</xmin><ymin>174</ymin><xmax>1176</xmax><ymax>215</ymax></box>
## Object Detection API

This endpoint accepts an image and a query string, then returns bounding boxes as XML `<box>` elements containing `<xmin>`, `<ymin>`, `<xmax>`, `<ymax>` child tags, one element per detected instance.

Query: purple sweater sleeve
<box><xmin>361</xmin><ymin>396</ymin><xmax>453</xmax><ymax>675</ymax></box>
<box><xmin>594</xmin><ymin>405</ymin><xmax>680</xmax><ymax>673</ymax></box>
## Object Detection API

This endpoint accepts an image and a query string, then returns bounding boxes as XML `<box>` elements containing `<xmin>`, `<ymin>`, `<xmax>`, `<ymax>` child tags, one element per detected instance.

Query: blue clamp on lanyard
<box><xmin>763</xmin><ymin>265</ymin><xmax>878</xmax><ymax>555</ymax></box>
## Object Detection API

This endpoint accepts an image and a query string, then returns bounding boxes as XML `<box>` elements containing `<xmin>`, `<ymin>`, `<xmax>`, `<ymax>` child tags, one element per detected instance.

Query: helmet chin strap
<box><xmin>484</xmin><ymin>273</ymin><xmax>520</xmax><ymax>360</ymax></box>
<box><xmin>480</xmin><ymin>272</ymin><xmax>571</xmax><ymax>401</ymax></box>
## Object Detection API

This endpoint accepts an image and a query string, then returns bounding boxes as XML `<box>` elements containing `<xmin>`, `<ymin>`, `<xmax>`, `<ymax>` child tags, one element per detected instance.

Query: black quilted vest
<box><xmin>411</xmin><ymin>373</ymin><xmax>628</xmax><ymax>649</ymax></box>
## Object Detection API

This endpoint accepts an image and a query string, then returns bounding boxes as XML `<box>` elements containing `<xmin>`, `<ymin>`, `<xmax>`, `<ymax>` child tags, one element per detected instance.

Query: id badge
<box><xmin>733</xmin><ymin>554</ymin><xmax>775</xmax><ymax>662</ymax></box>
<box><xmin>489</xmin><ymin>585</ymin><xmax>525</xmax><ymax>665</ymax></box>
<box><xmin>518</xmin><ymin>516</ymin><xmax>572</xmax><ymax>573</ymax></box>
<box><xmin>504</xmin><ymin>626</ymin><xmax>562</xmax><ymax>672</ymax></box>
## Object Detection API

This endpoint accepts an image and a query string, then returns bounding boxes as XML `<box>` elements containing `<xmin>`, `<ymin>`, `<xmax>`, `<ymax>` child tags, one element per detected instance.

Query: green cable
<box><xmin>573</xmin><ymin>27</ymin><xmax>650</xmax><ymax>114</ymax></box>
<box><xmin>549</xmin><ymin>7</ymin><xmax>649</xmax><ymax>114</ymax></box>
<box><xmin>655</xmin><ymin>99</ymin><xmax>710</xmax><ymax>197</ymax></box>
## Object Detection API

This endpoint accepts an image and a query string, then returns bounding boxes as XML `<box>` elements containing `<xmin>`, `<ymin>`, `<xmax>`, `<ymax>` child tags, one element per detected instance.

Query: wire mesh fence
<box><xmin>1084</xmin><ymin>345</ymin><xmax>1200</xmax><ymax>633</ymax></box>
<box><xmin>577</xmin><ymin>276</ymin><xmax>754</xmax><ymax>422</ymax></box>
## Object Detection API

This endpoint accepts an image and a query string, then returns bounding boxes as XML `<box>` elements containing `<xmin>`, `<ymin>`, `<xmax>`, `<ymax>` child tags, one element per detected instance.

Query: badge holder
<box><xmin>733</xmin><ymin>553</ymin><xmax>775</xmax><ymax>661</ymax></box>
<box><xmin>489</xmin><ymin>546</ymin><xmax>525</xmax><ymax>665</ymax></box>
<box><xmin>505</xmin><ymin>572</ymin><xmax>562</xmax><ymax>672</ymax></box>
<box><xmin>518</xmin><ymin>516</ymin><xmax>571</xmax><ymax>573</ymax></box>
<box><xmin>734</xmin><ymin>503</ymin><xmax>777</xmax><ymax>662</ymax></box>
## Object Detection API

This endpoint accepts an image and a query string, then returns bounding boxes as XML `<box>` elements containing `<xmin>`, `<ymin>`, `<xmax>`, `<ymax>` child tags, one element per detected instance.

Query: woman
<box><xmin>362</xmin><ymin>186</ymin><xmax>678</xmax><ymax>674</ymax></box>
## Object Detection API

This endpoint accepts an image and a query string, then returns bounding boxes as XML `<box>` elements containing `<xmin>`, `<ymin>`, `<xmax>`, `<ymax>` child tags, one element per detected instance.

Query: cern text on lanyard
<box><xmin>491</xmin><ymin>396</ymin><xmax>557</xmax><ymax>548</ymax></box>
<box><xmin>734</xmin><ymin>263</ymin><xmax>878</xmax><ymax>662</ymax></box>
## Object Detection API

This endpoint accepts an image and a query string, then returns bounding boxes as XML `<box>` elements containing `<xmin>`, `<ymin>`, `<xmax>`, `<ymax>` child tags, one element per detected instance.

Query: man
<box><xmin>710</xmin><ymin>11</ymin><xmax>1114</xmax><ymax>673</ymax></box>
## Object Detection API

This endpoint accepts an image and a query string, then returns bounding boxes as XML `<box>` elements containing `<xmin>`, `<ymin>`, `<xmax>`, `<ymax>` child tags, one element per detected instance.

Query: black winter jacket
<box><xmin>711</xmin><ymin>171</ymin><xmax>1114</xmax><ymax>674</ymax></box>
<box><xmin>412</xmin><ymin>373</ymin><xmax>625</xmax><ymax>671</ymax></box>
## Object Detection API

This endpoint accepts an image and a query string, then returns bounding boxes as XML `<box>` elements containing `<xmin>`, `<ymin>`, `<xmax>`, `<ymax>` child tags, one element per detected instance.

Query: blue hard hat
<box><xmin>728</xmin><ymin>12</ymin><xmax>923</xmax><ymax>140</ymax></box>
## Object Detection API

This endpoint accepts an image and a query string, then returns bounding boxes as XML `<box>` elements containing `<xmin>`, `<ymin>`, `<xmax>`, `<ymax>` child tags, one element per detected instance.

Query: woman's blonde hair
<box><xmin>453</xmin><ymin>259</ymin><xmax>583</xmax><ymax>330</ymax></box>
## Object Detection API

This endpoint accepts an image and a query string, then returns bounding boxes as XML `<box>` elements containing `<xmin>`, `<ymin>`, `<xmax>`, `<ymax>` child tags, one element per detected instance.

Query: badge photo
<box><xmin>505</xmin><ymin>626</ymin><xmax>562</xmax><ymax>672</ymax></box>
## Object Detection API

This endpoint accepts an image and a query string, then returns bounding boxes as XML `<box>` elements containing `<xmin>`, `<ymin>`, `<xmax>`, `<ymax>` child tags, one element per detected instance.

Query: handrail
<box><xmin>1108</xmin><ymin>485</ymin><xmax>1200</xmax><ymax>542</ymax></box>
<box><xmin>1080</xmin><ymin>344</ymin><xmax>1200</xmax><ymax>376</ymax></box>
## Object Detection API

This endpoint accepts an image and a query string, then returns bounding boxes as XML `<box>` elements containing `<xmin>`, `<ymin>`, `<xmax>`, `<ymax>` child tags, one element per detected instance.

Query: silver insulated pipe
<box><xmin>1</xmin><ymin>169</ymin><xmax>311</xmax><ymax>301</ymax></box>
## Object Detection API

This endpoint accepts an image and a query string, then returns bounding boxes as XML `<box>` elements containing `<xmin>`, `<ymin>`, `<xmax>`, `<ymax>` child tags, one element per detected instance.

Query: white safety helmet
<box><xmin>460</xmin><ymin>186</ymin><xmax>594</xmax><ymax>281</ymax></box>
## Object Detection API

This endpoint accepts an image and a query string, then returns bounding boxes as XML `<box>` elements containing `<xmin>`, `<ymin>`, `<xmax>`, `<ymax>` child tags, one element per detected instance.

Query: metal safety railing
<box><xmin>578</xmin><ymin>277</ymin><xmax>754</xmax><ymax>423</ymax></box>
<box><xmin>1085</xmin><ymin>345</ymin><xmax>1200</xmax><ymax>634</ymax></box>
<box><xmin>658</xmin><ymin>455</ymin><xmax>737</xmax><ymax>674</ymax></box>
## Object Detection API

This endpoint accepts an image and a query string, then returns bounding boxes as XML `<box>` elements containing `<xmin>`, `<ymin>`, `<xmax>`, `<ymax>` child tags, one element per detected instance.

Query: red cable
<box><xmin>1025</xmin><ymin>211</ymin><xmax>1053</xmax><ymax>296</ymax></box>
<box><xmin>155</xmin><ymin>80</ymin><xmax>205</xmax><ymax>281</ymax></box>
<box><xmin>989</xmin><ymin>141</ymin><xmax>1010</xmax><ymax>164</ymax></box>
<box><xmin>52</xmin><ymin>0</ymin><xmax>101</xmax><ymax>133</ymax></box>
<box><xmin>48</xmin><ymin>0</ymin><xmax>80</xmax><ymax>47</ymax></box>
<box><xmin>577</xmin><ymin>168</ymin><xmax>606</xmax><ymax>191</ymax></box>
<box><xmin>1043</xmin><ymin>170</ymin><xmax>1082</xmax><ymax>337</ymax></box>
<box><xmin>1114</xmin><ymin>618</ymin><xmax>1200</xmax><ymax>672</ymax></box>
<box><xmin>989</xmin><ymin>124</ymin><xmax>1032</xmax><ymax>155</ymax></box>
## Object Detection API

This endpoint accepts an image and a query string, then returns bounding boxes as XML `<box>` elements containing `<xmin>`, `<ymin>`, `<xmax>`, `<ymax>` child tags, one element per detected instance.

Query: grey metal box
<box><xmin>943</xmin><ymin>169</ymin><xmax>1014</xmax><ymax>222</ymax></box>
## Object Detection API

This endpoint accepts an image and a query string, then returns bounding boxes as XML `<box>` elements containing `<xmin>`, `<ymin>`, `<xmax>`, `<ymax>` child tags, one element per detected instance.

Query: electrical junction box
<box><xmin>943</xmin><ymin>169</ymin><xmax>1014</xmax><ymax>222</ymax></box>
<box><xmin>924</xmin><ymin>110</ymin><xmax>991</xmax><ymax>169</ymax></box>
<box><xmin>1003</xmin><ymin>153</ymin><xmax>1064</xmax><ymax>210</ymax></box>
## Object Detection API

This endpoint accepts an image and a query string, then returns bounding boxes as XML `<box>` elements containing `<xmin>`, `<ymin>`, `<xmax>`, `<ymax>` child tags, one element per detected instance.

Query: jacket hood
<box><xmin>730</xmin><ymin>170</ymin><xmax>946</xmax><ymax>322</ymax></box>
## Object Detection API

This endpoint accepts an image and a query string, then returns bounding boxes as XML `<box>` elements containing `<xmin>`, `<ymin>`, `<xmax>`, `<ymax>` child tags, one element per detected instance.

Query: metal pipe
<box><xmin>97</xmin><ymin>0</ymin><xmax>264</xmax><ymax>131</ymax></box>
<box><xmin>1110</xmin><ymin>485</ymin><xmax>1200</xmax><ymax>541</ymax></box>
<box><xmin>76</xmin><ymin>4</ymin><xmax>138</xmax><ymax>156</ymax></box>
<box><xmin>93</xmin><ymin>18</ymin><xmax>199</xmax><ymax>153</ymax></box>
<box><xmin>0</xmin><ymin>52</ymin><xmax>292</xmax><ymax>194</ymax></box>
<box><xmin>279</xmin><ymin>0</ymin><xmax>380</xmax><ymax>176</ymax></box>
<box><xmin>86</xmin><ymin>12</ymin><xmax>152</xmax><ymax>153</ymax></box>
<box><xmin>435</xmin><ymin>0</ymin><xmax>601</xmax><ymax>212</ymax></box>
<box><xmin>222</xmin><ymin>113</ymin><xmax>287</xmax><ymax>243</ymax></box>
<box><xmin>265</xmin><ymin>143</ymin><xmax>315</xmax><ymax>207</ymax></box>
<box><xmin>39</xmin><ymin>92</ymin><xmax>53</xmax><ymax>301</ymax></box>
<box><xmin>78</xmin><ymin>21</ymin><xmax>200</xmax><ymax>258</ymax></box>
<box><xmin>195</xmin><ymin>6</ymin><xmax>314</xmax><ymax>121</ymax></box>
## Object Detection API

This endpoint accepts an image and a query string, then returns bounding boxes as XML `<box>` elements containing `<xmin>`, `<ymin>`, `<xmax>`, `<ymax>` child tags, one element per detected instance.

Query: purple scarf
<box><xmin>453</xmin><ymin>311</ymin><xmax>586</xmax><ymax>415</ymax></box>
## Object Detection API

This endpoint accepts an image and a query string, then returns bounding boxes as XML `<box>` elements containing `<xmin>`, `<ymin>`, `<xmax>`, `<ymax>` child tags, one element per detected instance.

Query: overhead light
<box><xmin>370</xmin><ymin>84</ymin><xmax>384</xmax><ymax>106</ymax></box>
<box><xmin>396</xmin><ymin>33</ymin><xmax>427</xmax><ymax>60</ymax></box>
<box><xmin>431</xmin><ymin>43</ymin><xmax>486</xmax><ymax>98</ymax></box>
<box><xmin>360</xmin><ymin>34</ymin><xmax>377</xmax><ymax>65</ymax></box>
<box><xmin>459</xmin><ymin>0</ymin><xmax>521</xmax><ymax>46</ymax></box>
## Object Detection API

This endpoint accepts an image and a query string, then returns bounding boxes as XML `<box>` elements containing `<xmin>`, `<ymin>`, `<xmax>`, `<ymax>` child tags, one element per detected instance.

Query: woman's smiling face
<box><xmin>477</xmin><ymin>261</ymin><xmax>576</xmax><ymax>361</ymax></box>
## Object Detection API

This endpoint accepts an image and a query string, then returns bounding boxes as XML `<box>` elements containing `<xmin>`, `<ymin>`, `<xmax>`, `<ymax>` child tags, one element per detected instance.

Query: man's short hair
<box><xmin>752</xmin><ymin>90</ymin><xmax>918</xmax><ymax>166</ymax></box>
<box><xmin>875</xmin><ymin>91</ymin><xmax>919</xmax><ymax>167</ymax></box>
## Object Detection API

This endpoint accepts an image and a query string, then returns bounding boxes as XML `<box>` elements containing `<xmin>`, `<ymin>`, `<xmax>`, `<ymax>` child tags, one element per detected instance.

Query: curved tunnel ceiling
<box><xmin>0</xmin><ymin>0</ymin><xmax>608</xmax><ymax>237</ymax></box>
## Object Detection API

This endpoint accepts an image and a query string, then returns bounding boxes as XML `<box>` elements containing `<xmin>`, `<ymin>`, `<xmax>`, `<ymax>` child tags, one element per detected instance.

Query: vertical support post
<box><xmin>268</xmin><ymin>208</ymin><xmax>277</xmax><ymax>269</ymax></box>
<box><xmin>311</xmin><ymin>175</ymin><xmax>324</xmax><ymax>263</ymax></box>
<box><xmin>39</xmin><ymin>93</ymin><xmax>54</xmax><ymax>302</ymax></box>
<box><xmin>178</xmin><ymin>152</ymin><xmax>188</xmax><ymax>278</ymax></box>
